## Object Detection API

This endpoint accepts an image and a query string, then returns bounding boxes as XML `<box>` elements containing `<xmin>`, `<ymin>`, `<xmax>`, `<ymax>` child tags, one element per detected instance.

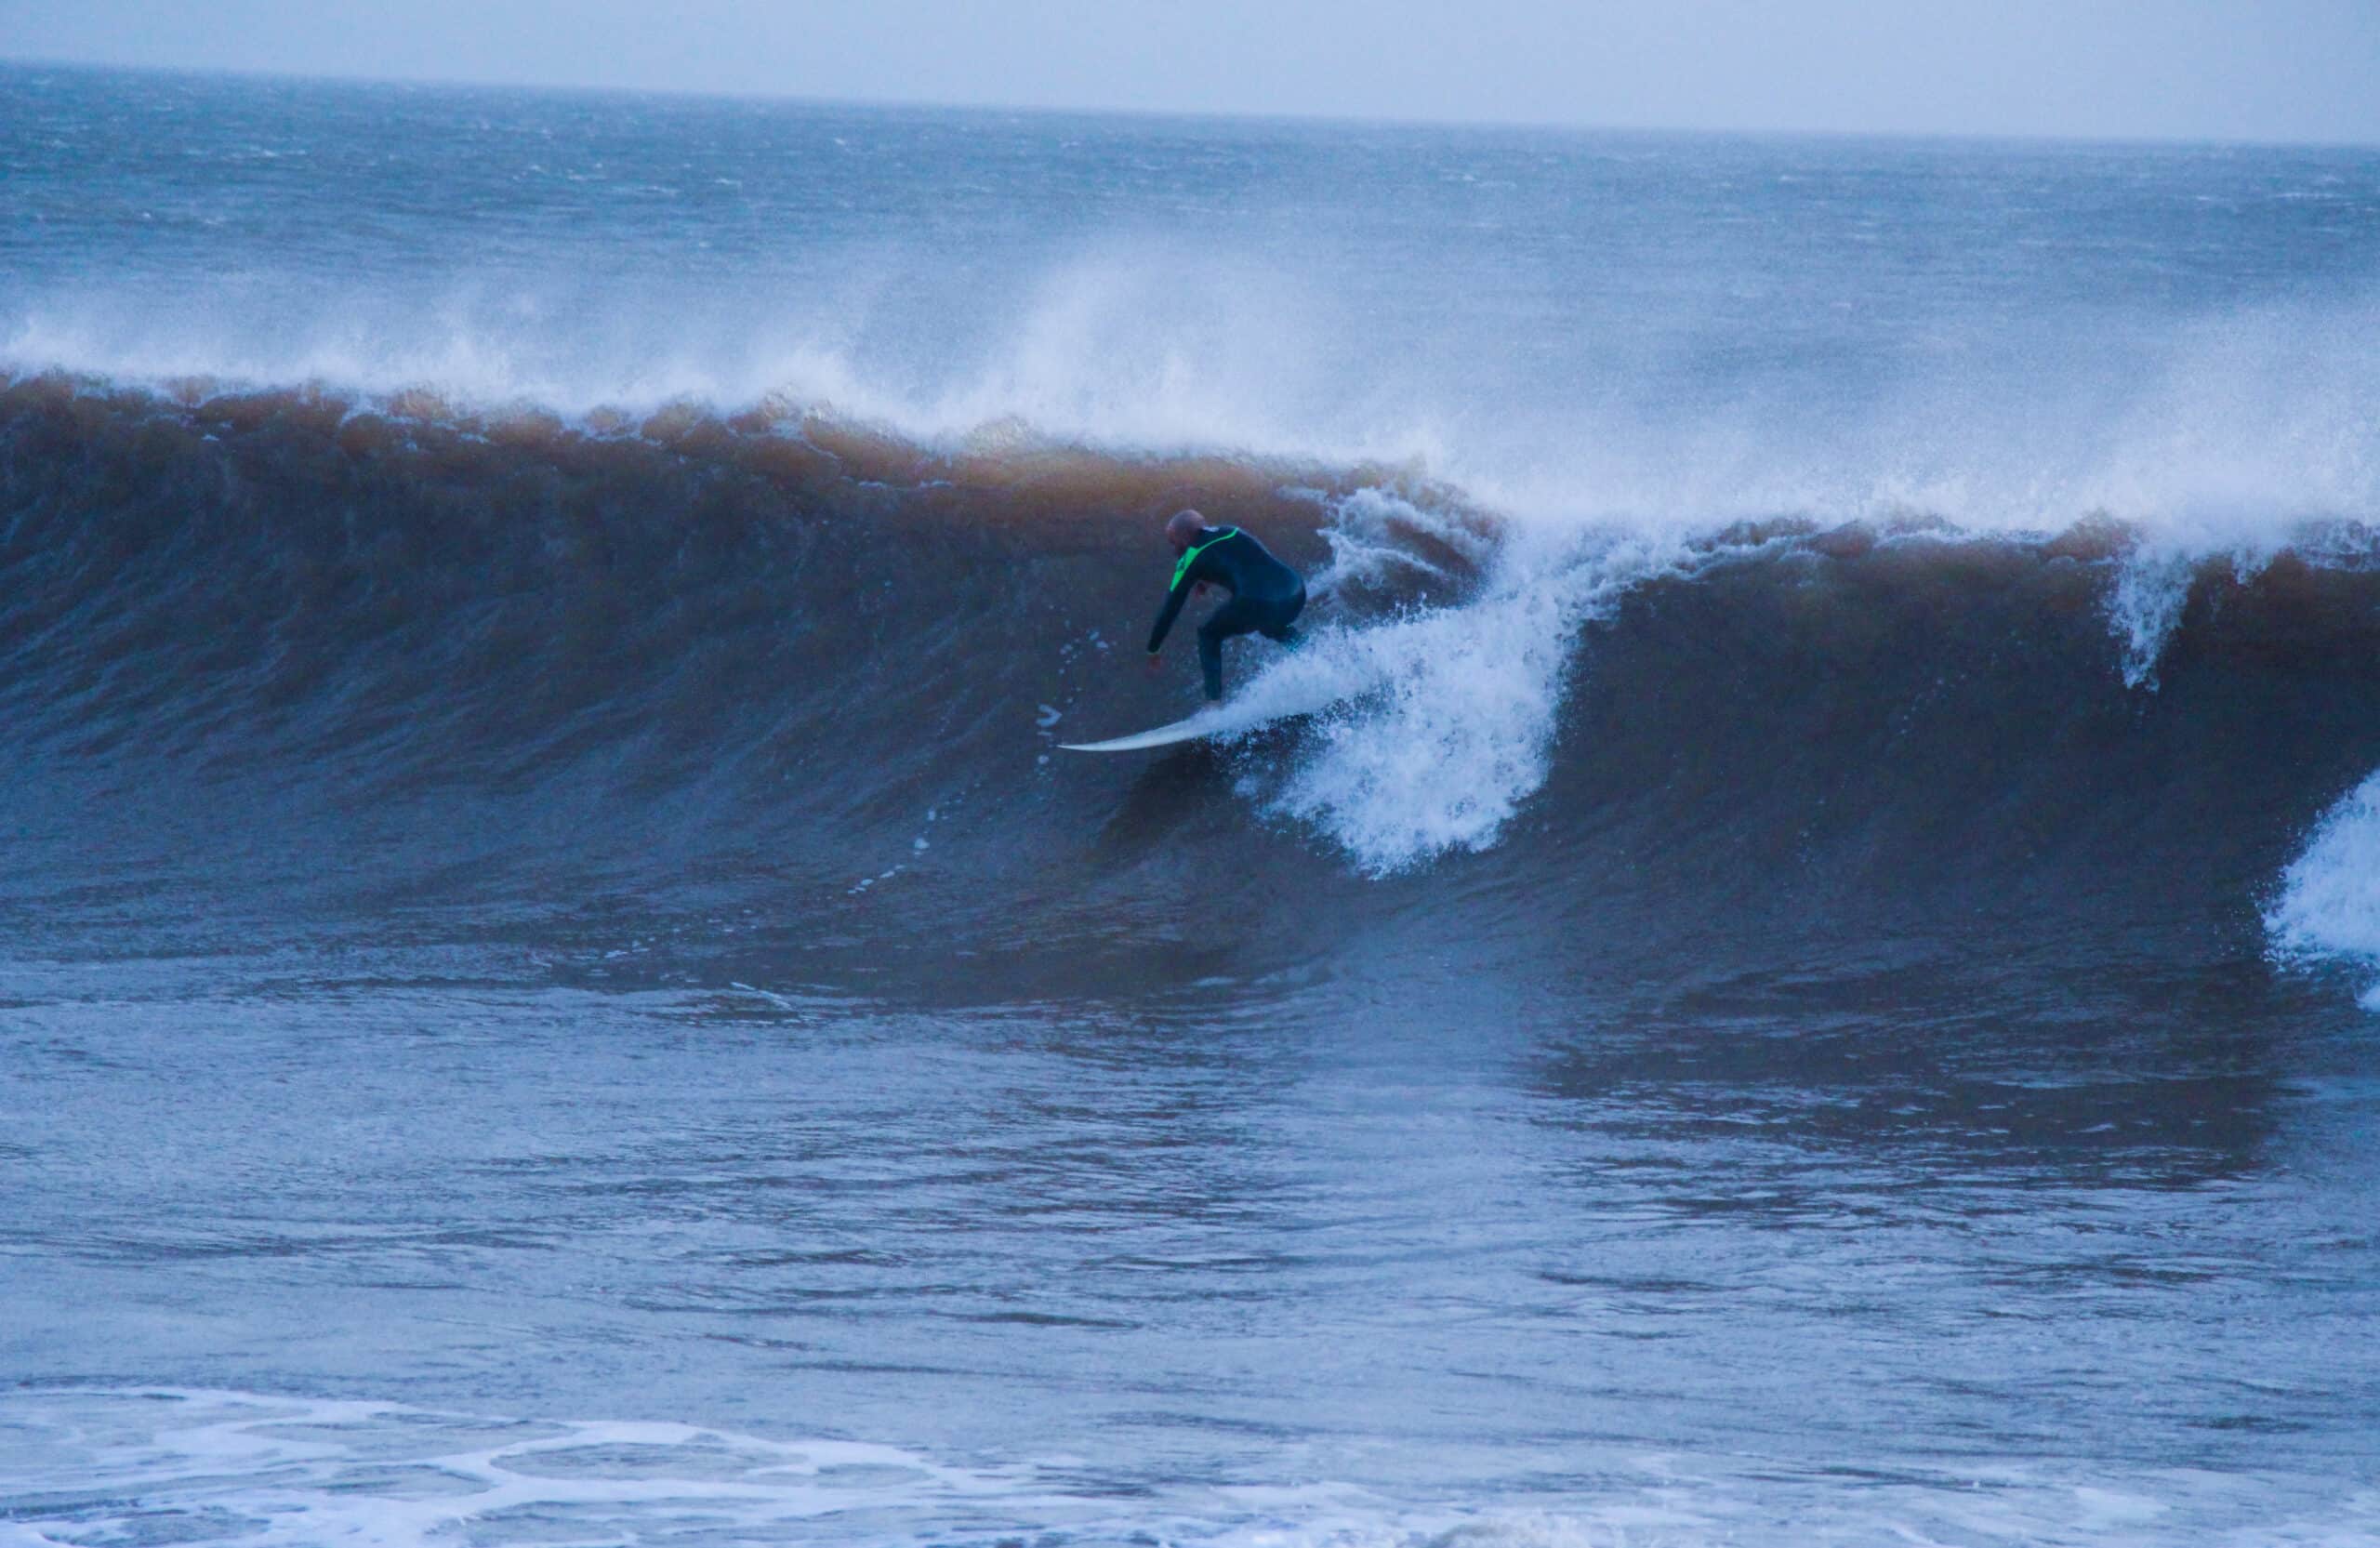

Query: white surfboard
<box><xmin>1058</xmin><ymin>710</ymin><xmax>1242</xmax><ymax>753</ymax></box>
<box><xmin>1058</xmin><ymin>682</ymin><xmax>1353</xmax><ymax>753</ymax></box>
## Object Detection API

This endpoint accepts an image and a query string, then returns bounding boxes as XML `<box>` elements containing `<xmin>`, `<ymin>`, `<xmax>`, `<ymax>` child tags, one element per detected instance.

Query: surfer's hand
<box><xmin>1144</xmin><ymin>653</ymin><xmax>1162</xmax><ymax>672</ymax></box>
<box><xmin>1192</xmin><ymin>581</ymin><xmax>1209</xmax><ymax>597</ymax></box>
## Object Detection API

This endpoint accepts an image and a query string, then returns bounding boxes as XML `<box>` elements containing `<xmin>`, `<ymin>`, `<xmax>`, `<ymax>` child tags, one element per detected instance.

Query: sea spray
<box><xmin>2267</xmin><ymin>768</ymin><xmax>2380</xmax><ymax>1008</ymax></box>
<box><xmin>1261</xmin><ymin>504</ymin><xmax>1688</xmax><ymax>872</ymax></box>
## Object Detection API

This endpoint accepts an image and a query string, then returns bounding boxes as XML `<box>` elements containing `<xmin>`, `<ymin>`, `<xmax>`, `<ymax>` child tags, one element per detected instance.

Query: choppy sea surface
<box><xmin>5</xmin><ymin>62</ymin><xmax>2380</xmax><ymax>1546</ymax></box>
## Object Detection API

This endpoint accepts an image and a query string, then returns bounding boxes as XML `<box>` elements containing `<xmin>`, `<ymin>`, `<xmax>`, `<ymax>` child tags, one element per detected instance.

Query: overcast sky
<box><xmin>6</xmin><ymin>0</ymin><xmax>2378</xmax><ymax>144</ymax></box>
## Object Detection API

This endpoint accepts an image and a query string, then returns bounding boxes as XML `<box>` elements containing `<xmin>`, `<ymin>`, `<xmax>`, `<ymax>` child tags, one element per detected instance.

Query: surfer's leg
<box><xmin>1196</xmin><ymin>628</ymin><xmax>1228</xmax><ymax>700</ymax></box>
<box><xmin>1197</xmin><ymin>598</ymin><xmax>1263</xmax><ymax>700</ymax></box>
<box><xmin>1256</xmin><ymin>586</ymin><xmax>1305</xmax><ymax>646</ymax></box>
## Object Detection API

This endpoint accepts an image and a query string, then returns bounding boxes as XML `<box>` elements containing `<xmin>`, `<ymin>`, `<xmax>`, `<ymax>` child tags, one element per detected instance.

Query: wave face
<box><xmin>7</xmin><ymin>374</ymin><xmax>2380</xmax><ymax>1007</ymax></box>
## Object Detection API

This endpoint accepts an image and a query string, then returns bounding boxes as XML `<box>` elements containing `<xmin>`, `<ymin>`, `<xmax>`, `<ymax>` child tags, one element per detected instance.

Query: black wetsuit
<box><xmin>1146</xmin><ymin>525</ymin><xmax>1305</xmax><ymax>701</ymax></box>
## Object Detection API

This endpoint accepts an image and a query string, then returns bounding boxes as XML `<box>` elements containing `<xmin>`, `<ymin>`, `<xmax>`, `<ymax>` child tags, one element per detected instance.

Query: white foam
<box><xmin>2107</xmin><ymin>549</ymin><xmax>2198</xmax><ymax>691</ymax></box>
<box><xmin>0</xmin><ymin>1388</ymin><xmax>1072</xmax><ymax>1548</ymax></box>
<box><xmin>6</xmin><ymin>1388</ymin><xmax>2373</xmax><ymax>1548</ymax></box>
<box><xmin>2267</xmin><ymin>768</ymin><xmax>2380</xmax><ymax>1010</ymax></box>
<box><xmin>1245</xmin><ymin>499</ymin><xmax>1689</xmax><ymax>873</ymax></box>
<box><xmin>1309</xmin><ymin>485</ymin><xmax>1499</xmax><ymax>598</ymax></box>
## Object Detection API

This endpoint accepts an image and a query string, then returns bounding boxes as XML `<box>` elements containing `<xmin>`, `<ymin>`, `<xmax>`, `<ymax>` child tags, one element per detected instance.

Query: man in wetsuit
<box><xmin>1145</xmin><ymin>509</ymin><xmax>1305</xmax><ymax>701</ymax></box>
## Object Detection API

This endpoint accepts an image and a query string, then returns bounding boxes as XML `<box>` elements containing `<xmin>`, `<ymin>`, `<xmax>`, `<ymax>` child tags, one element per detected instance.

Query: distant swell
<box><xmin>7</xmin><ymin>371</ymin><xmax>2380</xmax><ymax>1002</ymax></box>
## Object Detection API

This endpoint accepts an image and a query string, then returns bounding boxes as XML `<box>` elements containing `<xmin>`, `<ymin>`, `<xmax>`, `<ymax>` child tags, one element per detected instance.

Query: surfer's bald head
<box><xmin>1165</xmin><ymin>509</ymin><xmax>1204</xmax><ymax>551</ymax></box>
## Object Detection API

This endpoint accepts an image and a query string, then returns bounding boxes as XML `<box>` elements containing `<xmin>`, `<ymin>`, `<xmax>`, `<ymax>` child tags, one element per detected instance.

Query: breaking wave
<box><xmin>5</xmin><ymin>370</ymin><xmax>2380</xmax><ymax>1002</ymax></box>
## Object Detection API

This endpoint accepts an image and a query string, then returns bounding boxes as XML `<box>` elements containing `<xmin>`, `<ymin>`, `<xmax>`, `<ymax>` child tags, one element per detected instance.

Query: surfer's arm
<box><xmin>1146</xmin><ymin>576</ymin><xmax>1194</xmax><ymax>654</ymax></box>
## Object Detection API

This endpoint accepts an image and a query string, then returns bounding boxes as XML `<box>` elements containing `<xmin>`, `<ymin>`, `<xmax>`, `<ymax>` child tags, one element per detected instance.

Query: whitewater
<box><xmin>6</xmin><ymin>60</ymin><xmax>2380</xmax><ymax>1548</ymax></box>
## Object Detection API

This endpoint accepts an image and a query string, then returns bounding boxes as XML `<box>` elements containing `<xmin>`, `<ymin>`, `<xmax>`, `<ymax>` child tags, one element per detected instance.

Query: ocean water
<box><xmin>5</xmin><ymin>61</ymin><xmax>2380</xmax><ymax>1546</ymax></box>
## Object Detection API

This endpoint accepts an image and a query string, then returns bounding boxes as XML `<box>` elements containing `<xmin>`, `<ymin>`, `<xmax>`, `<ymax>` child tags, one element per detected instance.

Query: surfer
<box><xmin>1145</xmin><ymin>509</ymin><xmax>1305</xmax><ymax>701</ymax></box>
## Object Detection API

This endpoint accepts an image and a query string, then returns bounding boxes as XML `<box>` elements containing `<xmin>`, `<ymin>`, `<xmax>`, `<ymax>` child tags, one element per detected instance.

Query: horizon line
<box><xmin>7</xmin><ymin>50</ymin><xmax>2376</xmax><ymax>155</ymax></box>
